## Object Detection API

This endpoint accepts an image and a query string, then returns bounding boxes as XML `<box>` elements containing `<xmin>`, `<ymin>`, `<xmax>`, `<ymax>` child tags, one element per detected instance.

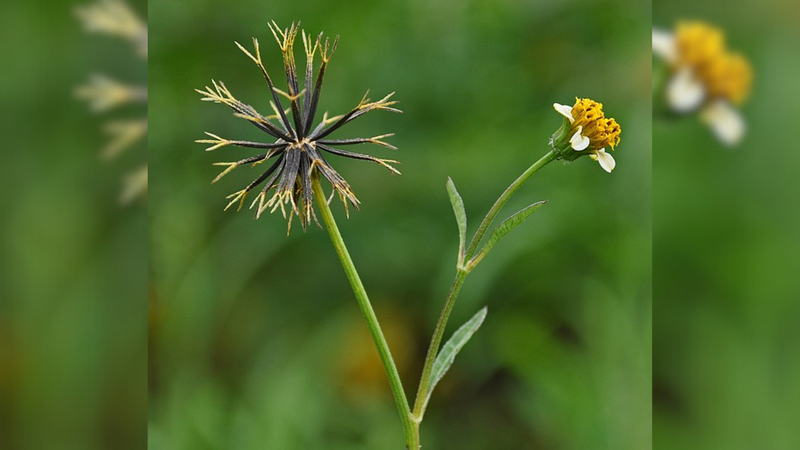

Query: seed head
<box><xmin>197</xmin><ymin>21</ymin><xmax>401</xmax><ymax>233</ymax></box>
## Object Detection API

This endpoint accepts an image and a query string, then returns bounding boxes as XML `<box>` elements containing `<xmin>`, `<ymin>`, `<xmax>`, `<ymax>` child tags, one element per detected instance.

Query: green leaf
<box><xmin>475</xmin><ymin>201</ymin><xmax>546</xmax><ymax>264</ymax></box>
<box><xmin>422</xmin><ymin>307</ymin><xmax>488</xmax><ymax>412</ymax></box>
<box><xmin>446</xmin><ymin>177</ymin><xmax>467</xmax><ymax>265</ymax></box>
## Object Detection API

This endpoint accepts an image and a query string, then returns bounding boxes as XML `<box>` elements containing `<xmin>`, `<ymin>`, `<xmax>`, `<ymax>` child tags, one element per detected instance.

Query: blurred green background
<box><xmin>652</xmin><ymin>1</ymin><xmax>800</xmax><ymax>450</ymax></box>
<box><xmin>1</xmin><ymin>0</ymin><xmax>147</xmax><ymax>449</ymax></box>
<box><xmin>148</xmin><ymin>0</ymin><xmax>651</xmax><ymax>448</ymax></box>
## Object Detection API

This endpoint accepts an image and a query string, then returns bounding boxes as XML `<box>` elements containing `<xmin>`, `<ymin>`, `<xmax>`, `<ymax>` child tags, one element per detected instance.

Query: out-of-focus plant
<box><xmin>652</xmin><ymin>21</ymin><xmax>752</xmax><ymax>146</ymax></box>
<box><xmin>196</xmin><ymin>21</ymin><xmax>625</xmax><ymax>449</ymax></box>
<box><xmin>76</xmin><ymin>0</ymin><xmax>148</xmax><ymax>203</ymax></box>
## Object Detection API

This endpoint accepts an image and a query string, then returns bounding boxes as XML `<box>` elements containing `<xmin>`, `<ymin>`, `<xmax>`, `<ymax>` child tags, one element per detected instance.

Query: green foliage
<box><xmin>472</xmin><ymin>201</ymin><xmax>547</xmax><ymax>267</ymax></box>
<box><xmin>446</xmin><ymin>177</ymin><xmax>468</xmax><ymax>266</ymax></box>
<box><xmin>423</xmin><ymin>307</ymin><xmax>488</xmax><ymax>412</ymax></box>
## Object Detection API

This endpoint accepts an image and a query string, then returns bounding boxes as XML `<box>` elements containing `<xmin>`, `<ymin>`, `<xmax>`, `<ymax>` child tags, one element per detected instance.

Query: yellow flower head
<box><xmin>568</xmin><ymin>98</ymin><xmax>621</xmax><ymax>150</ymax></box>
<box><xmin>552</xmin><ymin>98</ymin><xmax>621</xmax><ymax>173</ymax></box>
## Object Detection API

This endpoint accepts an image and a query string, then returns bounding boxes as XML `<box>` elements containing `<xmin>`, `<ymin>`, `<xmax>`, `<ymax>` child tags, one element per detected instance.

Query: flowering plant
<box><xmin>197</xmin><ymin>22</ymin><xmax>624</xmax><ymax>449</ymax></box>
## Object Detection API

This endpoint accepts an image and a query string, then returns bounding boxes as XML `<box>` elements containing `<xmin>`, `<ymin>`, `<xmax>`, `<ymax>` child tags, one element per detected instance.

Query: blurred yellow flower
<box><xmin>653</xmin><ymin>21</ymin><xmax>752</xmax><ymax>146</ymax></box>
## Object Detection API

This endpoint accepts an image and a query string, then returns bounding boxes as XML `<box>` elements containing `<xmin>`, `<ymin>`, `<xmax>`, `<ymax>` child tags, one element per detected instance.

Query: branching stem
<box><xmin>412</xmin><ymin>150</ymin><xmax>557</xmax><ymax>426</ymax></box>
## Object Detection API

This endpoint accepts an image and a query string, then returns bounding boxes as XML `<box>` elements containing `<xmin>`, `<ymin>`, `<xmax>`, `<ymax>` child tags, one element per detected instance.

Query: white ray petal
<box><xmin>591</xmin><ymin>149</ymin><xmax>616</xmax><ymax>173</ymax></box>
<box><xmin>570</xmin><ymin>126</ymin><xmax>590</xmax><ymax>151</ymax></box>
<box><xmin>553</xmin><ymin>103</ymin><xmax>575</xmax><ymax>123</ymax></box>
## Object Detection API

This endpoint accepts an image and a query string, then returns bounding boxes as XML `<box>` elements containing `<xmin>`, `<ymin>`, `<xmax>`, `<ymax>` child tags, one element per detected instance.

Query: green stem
<box><xmin>465</xmin><ymin>150</ymin><xmax>557</xmax><ymax>261</ymax></box>
<box><xmin>312</xmin><ymin>179</ymin><xmax>417</xmax><ymax>449</ymax></box>
<box><xmin>411</xmin><ymin>268</ymin><xmax>468</xmax><ymax>420</ymax></box>
<box><xmin>412</xmin><ymin>150</ymin><xmax>557</xmax><ymax>421</ymax></box>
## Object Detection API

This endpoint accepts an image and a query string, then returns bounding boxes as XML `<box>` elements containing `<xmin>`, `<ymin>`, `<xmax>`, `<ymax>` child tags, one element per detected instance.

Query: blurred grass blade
<box><xmin>472</xmin><ymin>201</ymin><xmax>546</xmax><ymax>266</ymax></box>
<box><xmin>422</xmin><ymin>307</ymin><xmax>488</xmax><ymax>412</ymax></box>
<box><xmin>446</xmin><ymin>177</ymin><xmax>467</xmax><ymax>266</ymax></box>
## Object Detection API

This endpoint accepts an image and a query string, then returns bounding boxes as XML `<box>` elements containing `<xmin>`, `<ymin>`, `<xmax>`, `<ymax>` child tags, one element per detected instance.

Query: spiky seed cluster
<box><xmin>197</xmin><ymin>21</ymin><xmax>401</xmax><ymax>232</ymax></box>
<box><xmin>570</xmin><ymin>98</ymin><xmax>621</xmax><ymax>150</ymax></box>
<box><xmin>674</xmin><ymin>21</ymin><xmax>752</xmax><ymax>105</ymax></box>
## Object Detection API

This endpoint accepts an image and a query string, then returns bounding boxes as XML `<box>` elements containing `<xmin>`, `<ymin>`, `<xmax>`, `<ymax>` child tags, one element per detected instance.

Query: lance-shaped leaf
<box><xmin>471</xmin><ymin>201</ymin><xmax>546</xmax><ymax>267</ymax></box>
<box><xmin>446</xmin><ymin>177</ymin><xmax>467</xmax><ymax>266</ymax></box>
<box><xmin>421</xmin><ymin>307</ymin><xmax>488</xmax><ymax>412</ymax></box>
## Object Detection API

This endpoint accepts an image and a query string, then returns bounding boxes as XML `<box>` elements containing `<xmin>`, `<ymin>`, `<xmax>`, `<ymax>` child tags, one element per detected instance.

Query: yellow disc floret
<box><xmin>674</xmin><ymin>21</ymin><xmax>753</xmax><ymax>105</ymax></box>
<box><xmin>570</xmin><ymin>98</ymin><xmax>621</xmax><ymax>150</ymax></box>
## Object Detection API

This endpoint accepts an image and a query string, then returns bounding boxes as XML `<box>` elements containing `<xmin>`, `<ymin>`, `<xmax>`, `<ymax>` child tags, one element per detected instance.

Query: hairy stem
<box><xmin>312</xmin><ymin>178</ymin><xmax>417</xmax><ymax>448</ymax></box>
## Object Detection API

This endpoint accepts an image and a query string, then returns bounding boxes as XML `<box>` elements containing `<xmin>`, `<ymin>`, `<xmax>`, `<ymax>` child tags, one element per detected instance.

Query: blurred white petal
<box><xmin>701</xmin><ymin>101</ymin><xmax>745</xmax><ymax>146</ymax></box>
<box><xmin>652</xmin><ymin>29</ymin><xmax>677</xmax><ymax>64</ymax></box>
<box><xmin>667</xmin><ymin>68</ymin><xmax>705</xmax><ymax>113</ymax></box>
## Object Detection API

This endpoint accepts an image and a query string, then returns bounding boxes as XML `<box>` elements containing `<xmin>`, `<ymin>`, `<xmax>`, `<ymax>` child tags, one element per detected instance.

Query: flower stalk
<box><xmin>311</xmin><ymin>178</ymin><xmax>417</xmax><ymax>448</ymax></box>
<box><xmin>411</xmin><ymin>150</ymin><xmax>557</xmax><ymax>425</ymax></box>
<box><xmin>464</xmin><ymin>150</ymin><xmax>558</xmax><ymax>263</ymax></box>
